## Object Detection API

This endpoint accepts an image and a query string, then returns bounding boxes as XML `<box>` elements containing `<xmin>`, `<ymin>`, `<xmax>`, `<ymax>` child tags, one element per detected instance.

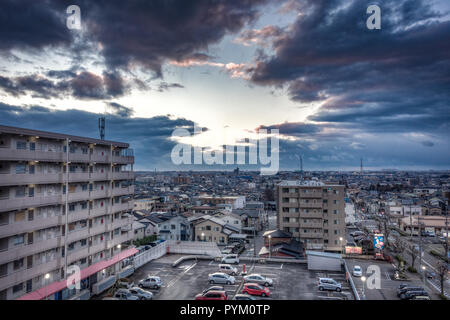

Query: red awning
<box><xmin>17</xmin><ymin>247</ymin><xmax>138</xmax><ymax>300</ymax></box>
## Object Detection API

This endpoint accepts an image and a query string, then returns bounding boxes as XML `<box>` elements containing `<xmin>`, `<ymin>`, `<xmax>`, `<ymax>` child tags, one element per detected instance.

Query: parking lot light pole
<box><xmin>361</xmin><ymin>276</ymin><xmax>366</xmax><ymax>300</ymax></box>
<box><xmin>339</xmin><ymin>237</ymin><xmax>343</xmax><ymax>255</ymax></box>
<box><xmin>421</xmin><ymin>265</ymin><xmax>426</xmax><ymax>284</ymax></box>
<box><xmin>44</xmin><ymin>273</ymin><xmax>50</xmax><ymax>300</ymax></box>
<box><xmin>268</xmin><ymin>235</ymin><xmax>272</xmax><ymax>259</ymax></box>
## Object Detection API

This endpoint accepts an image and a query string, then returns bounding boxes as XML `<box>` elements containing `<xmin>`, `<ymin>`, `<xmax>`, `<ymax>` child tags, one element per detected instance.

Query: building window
<box><xmin>13</xmin><ymin>258</ymin><xmax>24</xmax><ymax>270</ymax></box>
<box><xmin>69</xmin><ymin>204</ymin><xmax>75</xmax><ymax>211</ymax></box>
<box><xmin>12</xmin><ymin>283</ymin><xmax>23</xmax><ymax>294</ymax></box>
<box><xmin>16</xmin><ymin>142</ymin><xmax>27</xmax><ymax>150</ymax></box>
<box><xmin>15</xmin><ymin>164</ymin><xmax>26</xmax><ymax>174</ymax></box>
<box><xmin>13</xmin><ymin>235</ymin><xmax>24</xmax><ymax>245</ymax></box>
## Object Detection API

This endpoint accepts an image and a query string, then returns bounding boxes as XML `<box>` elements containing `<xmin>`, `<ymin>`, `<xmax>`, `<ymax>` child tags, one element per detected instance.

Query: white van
<box><xmin>218</xmin><ymin>264</ymin><xmax>238</xmax><ymax>275</ymax></box>
<box><xmin>221</xmin><ymin>254</ymin><xmax>239</xmax><ymax>264</ymax></box>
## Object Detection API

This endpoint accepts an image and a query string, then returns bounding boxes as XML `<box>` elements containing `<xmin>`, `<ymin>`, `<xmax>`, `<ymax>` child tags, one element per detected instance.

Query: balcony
<box><xmin>0</xmin><ymin>148</ymin><xmax>63</xmax><ymax>162</ymax></box>
<box><xmin>298</xmin><ymin>191</ymin><xmax>323</xmax><ymax>199</ymax></box>
<box><xmin>0</xmin><ymin>173</ymin><xmax>61</xmax><ymax>186</ymax></box>
<box><xmin>281</xmin><ymin>202</ymin><xmax>298</xmax><ymax>208</ymax></box>
<box><xmin>68</xmin><ymin>153</ymin><xmax>90</xmax><ymax>163</ymax></box>
<box><xmin>66</xmin><ymin>227</ymin><xmax>89</xmax><ymax>243</ymax></box>
<box><xmin>281</xmin><ymin>192</ymin><xmax>298</xmax><ymax>198</ymax></box>
<box><xmin>91</xmin><ymin>154</ymin><xmax>109</xmax><ymax>163</ymax></box>
<box><xmin>0</xmin><ymin>258</ymin><xmax>62</xmax><ymax>292</ymax></box>
<box><xmin>112</xmin><ymin>155</ymin><xmax>134</xmax><ymax>164</ymax></box>
<box><xmin>67</xmin><ymin>209</ymin><xmax>89</xmax><ymax>223</ymax></box>
<box><xmin>89</xmin><ymin>223</ymin><xmax>109</xmax><ymax>236</ymax></box>
<box><xmin>301</xmin><ymin>232</ymin><xmax>324</xmax><ymax>239</ymax></box>
<box><xmin>0</xmin><ymin>194</ymin><xmax>62</xmax><ymax>212</ymax></box>
<box><xmin>112</xmin><ymin>171</ymin><xmax>134</xmax><ymax>180</ymax></box>
<box><xmin>63</xmin><ymin>172</ymin><xmax>90</xmax><ymax>183</ymax></box>
<box><xmin>89</xmin><ymin>189</ymin><xmax>110</xmax><ymax>199</ymax></box>
<box><xmin>67</xmin><ymin>246</ymin><xmax>89</xmax><ymax>264</ymax></box>
<box><xmin>0</xmin><ymin>236</ymin><xmax>62</xmax><ymax>264</ymax></box>
<box><xmin>89</xmin><ymin>241</ymin><xmax>106</xmax><ymax>255</ymax></box>
<box><xmin>111</xmin><ymin>202</ymin><xmax>132</xmax><ymax>213</ymax></box>
<box><xmin>90</xmin><ymin>172</ymin><xmax>110</xmax><ymax>181</ymax></box>
<box><xmin>298</xmin><ymin>202</ymin><xmax>322</xmax><ymax>208</ymax></box>
<box><xmin>0</xmin><ymin>215</ymin><xmax>61</xmax><ymax>238</ymax></box>
<box><xmin>67</xmin><ymin>191</ymin><xmax>90</xmax><ymax>202</ymax></box>
<box><xmin>112</xmin><ymin>186</ymin><xmax>134</xmax><ymax>197</ymax></box>
<box><xmin>89</xmin><ymin>206</ymin><xmax>108</xmax><ymax>218</ymax></box>
<box><xmin>299</xmin><ymin>211</ymin><xmax>323</xmax><ymax>219</ymax></box>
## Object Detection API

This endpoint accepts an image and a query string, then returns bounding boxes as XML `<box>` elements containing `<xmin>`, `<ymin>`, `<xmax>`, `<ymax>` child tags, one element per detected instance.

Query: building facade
<box><xmin>276</xmin><ymin>180</ymin><xmax>345</xmax><ymax>252</ymax></box>
<box><xmin>0</xmin><ymin>125</ymin><xmax>135</xmax><ymax>300</ymax></box>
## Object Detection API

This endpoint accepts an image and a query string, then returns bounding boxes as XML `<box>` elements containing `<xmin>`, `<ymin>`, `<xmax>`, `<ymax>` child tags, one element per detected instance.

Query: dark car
<box><xmin>397</xmin><ymin>285</ymin><xmax>424</xmax><ymax>297</ymax></box>
<box><xmin>400</xmin><ymin>289</ymin><xmax>429</xmax><ymax>300</ymax></box>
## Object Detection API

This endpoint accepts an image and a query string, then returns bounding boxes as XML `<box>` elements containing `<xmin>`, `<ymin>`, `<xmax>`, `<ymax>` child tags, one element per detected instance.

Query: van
<box><xmin>221</xmin><ymin>254</ymin><xmax>239</xmax><ymax>264</ymax></box>
<box><xmin>218</xmin><ymin>264</ymin><xmax>238</xmax><ymax>275</ymax></box>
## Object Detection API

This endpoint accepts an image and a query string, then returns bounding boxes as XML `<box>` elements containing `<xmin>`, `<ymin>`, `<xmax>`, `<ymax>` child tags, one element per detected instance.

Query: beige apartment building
<box><xmin>276</xmin><ymin>180</ymin><xmax>346</xmax><ymax>252</ymax></box>
<box><xmin>0</xmin><ymin>125</ymin><xmax>135</xmax><ymax>300</ymax></box>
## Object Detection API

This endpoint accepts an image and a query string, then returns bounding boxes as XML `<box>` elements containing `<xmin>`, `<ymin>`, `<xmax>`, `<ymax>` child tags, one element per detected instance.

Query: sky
<box><xmin>0</xmin><ymin>0</ymin><xmax>449</xmax><ymax>171</ymax></box>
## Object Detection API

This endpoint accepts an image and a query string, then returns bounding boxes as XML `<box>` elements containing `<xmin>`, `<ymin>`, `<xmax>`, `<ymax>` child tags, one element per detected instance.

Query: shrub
<box><xmin>407</xmin><ymin>266</ymin><xmax>417</xmax><ymax>273</ymax></box>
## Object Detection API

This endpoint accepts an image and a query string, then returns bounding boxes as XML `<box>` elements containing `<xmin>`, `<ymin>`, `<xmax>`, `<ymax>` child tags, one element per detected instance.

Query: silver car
<box><xmin>129</xmin><ymin>287</ymin><xmax>153</xmax><ymax>300</ymax></box>
<box><xmin>243</xmin><ymin>274</ymin><xmax>273</xmax><ymax>286</ymax></box>
<box><xmin>138</xmin><ymin>276</ymin><xmax>163</xmax><ymax>289</ymax></box>
<box><xmin>318</xmin><ymin>278</ymin><xmax>342</xmax><ymax>292</ymax></box>
<box><xmin>208</xmin><ymin>272</ymin><xmax>236</xmax><ymax>285</ymax></box>
<box><xmin>113</xmin><ymin>289</ymin><xmax>140</xmax><ymax>300</ymax></box>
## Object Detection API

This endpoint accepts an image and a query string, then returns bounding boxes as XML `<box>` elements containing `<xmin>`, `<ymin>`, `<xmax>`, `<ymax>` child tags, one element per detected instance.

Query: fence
<box><xmin>166</xmin><ymin>240</ymin><xmax>222</xmax><ymax>257</ymax></box>
<box><xmin>133</xmin><ymin>241</ymin><xmax>168</xmax><ymax>269</ymax></box>
<box><xmin>343</xmin><ymin>259</ymin><xmax>360</xmax><ymax>300</ymax></box>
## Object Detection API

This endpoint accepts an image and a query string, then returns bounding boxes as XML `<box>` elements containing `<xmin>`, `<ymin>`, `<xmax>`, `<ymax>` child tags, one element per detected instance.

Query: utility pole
<box><xmin>98</xmin><ymin>116</ymin><xmax>105</xmax><ymax>140</ymax></box>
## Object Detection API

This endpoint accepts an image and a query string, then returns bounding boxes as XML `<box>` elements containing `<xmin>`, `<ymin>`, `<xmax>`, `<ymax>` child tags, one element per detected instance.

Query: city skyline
<box><xmin>0</xmin><ymin>0</ymin><xmax>449</xmax><ymax>171</ymax></box>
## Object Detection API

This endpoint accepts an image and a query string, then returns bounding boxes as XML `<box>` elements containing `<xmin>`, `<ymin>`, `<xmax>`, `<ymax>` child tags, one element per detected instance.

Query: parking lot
<box><xmin>122</xmin><ymin>254</ymin><xmax>353</xmax><ymax>300</ymax></box>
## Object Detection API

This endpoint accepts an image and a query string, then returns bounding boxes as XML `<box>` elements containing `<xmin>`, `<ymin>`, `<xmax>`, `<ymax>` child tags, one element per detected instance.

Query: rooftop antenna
<box><xmin>360</xmin><ymin>157</ymin><xmax>363</xmax><ymax>175</ymax></box>
<box><xmin>98</xmin><ymin>117</ymin><xmax>105</xmax><ymax>140</ymax></box>
<box><xmin>300</xmin><ymin>154</ymin><xmax>303</xmax><ymax>179</ymax></box>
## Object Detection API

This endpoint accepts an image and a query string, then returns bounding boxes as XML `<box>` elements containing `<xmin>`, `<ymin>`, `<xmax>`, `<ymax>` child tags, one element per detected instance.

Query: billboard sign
<box><xmin>345</xmin><ymin>246</ymin><xmax>362</xmax><ymax>254</ymax></box>
<box><xmin>374</xmin><ymin>234</ymin><xmax>385</xmax><ymax>250</ymax></box>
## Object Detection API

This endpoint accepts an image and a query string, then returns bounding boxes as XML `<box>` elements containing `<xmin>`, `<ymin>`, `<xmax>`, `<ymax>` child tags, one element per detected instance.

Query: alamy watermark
<box><xmin>366</xmin><ymin>4</ymin><xmax>381</xmax><ymax>30</ymax></box>
<box><xmin>170</xmin><ymin>126</ymin><xmax>279</xmax><ymax>175</ymax></box>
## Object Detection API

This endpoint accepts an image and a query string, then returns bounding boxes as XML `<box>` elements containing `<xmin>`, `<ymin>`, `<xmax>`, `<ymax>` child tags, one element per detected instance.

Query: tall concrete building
<box><xmin>276</xmin><ymin>180</ymin><xmax>345</xmax><ymax>252</ymax></box>
<box><xmin>0</xmin><ymin>125</ymin><xmax>135</xmax><ymax>300</ymax></box>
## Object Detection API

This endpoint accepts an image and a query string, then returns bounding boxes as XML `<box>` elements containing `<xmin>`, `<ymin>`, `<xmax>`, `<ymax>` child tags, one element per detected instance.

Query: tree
<box><xmin>409</xmin><ymin>244</ymin><xmax>419</xmax><ymax>270</ymax></box>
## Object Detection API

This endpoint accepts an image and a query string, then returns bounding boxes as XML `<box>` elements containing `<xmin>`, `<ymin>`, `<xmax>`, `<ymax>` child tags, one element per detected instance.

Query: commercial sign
<box><xmin>374</xmin><ymin>234</ymin><xmax>385</xmax><ymax>250</ymax></box>
<box><xmin>345</xmin><ymin>246</ymin><xmax>362</xmax><ymax>254</ymax></box>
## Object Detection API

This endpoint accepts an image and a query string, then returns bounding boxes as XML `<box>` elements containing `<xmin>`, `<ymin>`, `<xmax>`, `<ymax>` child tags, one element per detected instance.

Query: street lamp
<box><xmin>268</xmin><ymin>235</ymin><xmax>272</xmax><ymax>259</ymax></box>
<box><xmin>44</xmin><ymin>273</ymin><xmax>50</xmax><ymax>300</ymax></box>
<box><xmin>339</xmin><ymin>237</ymin><xmax>344</xmax><ymax>255</ymax></box>
<box><xmin>421</xmin><ymin>266</ymin><xmax>426</xmax><ymax>283</ymax></box>
<box><xmin>117</xmin><ymin>244</ymin><xmax>122</xmax><ymax>271</ymax></box>
<box><xmin>361</xmin><ymin>276</ymin><xmax>366</xmax><ymax>300</ymax></box>
<box><xmin>201</xmin><ymin>232</ymin><xmax>205</xmax><ymax>242</ymax></box>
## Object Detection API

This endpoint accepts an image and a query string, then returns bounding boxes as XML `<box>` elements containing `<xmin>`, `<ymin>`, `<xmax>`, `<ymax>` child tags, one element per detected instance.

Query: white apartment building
<box><xmin>0</xmin><ymin>125</ymin><xmax>135</xmax><ymax>300</ymax></box>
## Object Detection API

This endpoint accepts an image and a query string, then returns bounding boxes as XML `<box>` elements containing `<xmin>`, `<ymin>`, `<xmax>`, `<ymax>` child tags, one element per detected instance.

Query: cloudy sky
<box><xmin>0</xmin><ymin>0</ymin><xmax>449</xmax><ymax>171</ymax></box>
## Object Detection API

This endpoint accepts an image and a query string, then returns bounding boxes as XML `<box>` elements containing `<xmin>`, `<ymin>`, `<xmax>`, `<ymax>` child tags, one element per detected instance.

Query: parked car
<box><xmin>138</xmin><ymin>276</ymin><xmax>163</xmax><ymax>289</ymax></box>
<box><xmin>352</xmin><ymin>265</ymin><xmax>363</xmax><ymax>277</ymax></box>
<box><xmin>102</xmin><ymin>297</ymin><xmax>119</xmax><ymax>300</ymax></box>
<box><xmin>221</xmin><ymin>254</ymin><xmax>239</xmax><ymax>264</ymax></box>
<box><xmin>400</xmin><ymin>289</ymin><xmax>429</xmax><ymax>300</ymax></box>
<box><xmin>396</xmin><ymin>285</ymin><xmax>424</xmax><ymax>297</ymax></box>
<box><xmin>412</xmin><ymin>295</ymin><xmax>431</xmax><ymax>300</ymax></box>
<box><xmin>202</xmin><ymin>286</ymin><xmax>225</xmax><ymax>295</ymax></box>
<box><xmin>243</xmin><ymin>274</ymin><xmax>273</xmax><ymax>286</ymax></box>
<box><xmin>113</xmin><ymin>289</ymin><xmax>139</xmax><ymax>300</ymax></box>
<box><xmin>233</xmin><ymin>294</ymin><xmax>256</xmax><ymax>300</ymax></box>
<box><xmin>318</xmin><ymin>278</ymin><xmax>342</xmax><ymax>292</ymax></box>
<box><xmin>218</xmin><ymin>264</ymin><xmax>238</xmax><ymax>276</ymax></box>
<box><xmin>195</xmin><ymin>290</ymin><xmax>228</xmax><ymax>300</ymax></box>
<box><xmin>208</xmin><ymin>272</ymin><xmax>236</xmax><ymax>285</ymax></box>
<box><xmin>117</xmin><ymin>278</ymin><xmax>134</xmax><ymax>289</ymax></box>
<box><xmin>129</xmin><ymin>287</ymin><xmax>153</xmax><ymax>300</ymax></box>
<box><xmin>222</xmin><ymin>248</ymin><xmax>233</xmax><ymax>255</ymax></box>
<box><xmin>242</xmin><ymin>283</ymin><xmax>271</xmax><ymax>297</ymax></box>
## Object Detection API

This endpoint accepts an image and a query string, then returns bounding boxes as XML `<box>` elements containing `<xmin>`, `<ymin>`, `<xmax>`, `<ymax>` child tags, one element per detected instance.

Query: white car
<box><xmin>221</xmin><ymin>254</ymin><xmax>239</xmax><ymax>264</ymax></box>
<box><xmin>138</xmin><ymin>276</ymin><xmax>163</xmax><ymax>289</ymax></box>
<box><xmin>129</xmin><ymin>287</ymin><xmax>153</xmax><ymax>300</ymax></box>
<box><xmin>243</xmin><ymin>274</ymin><xmax>273</xmax><ymax>286</ymax></box>
<box><xmin>353</xmin><ymin>265</ymin><xmax>363</xmax><ymax>277</ymax></box>
<box><xmin>208</xmin><ymin>272</ymin><xmax>236</xmax><ymax>285</ymax></box>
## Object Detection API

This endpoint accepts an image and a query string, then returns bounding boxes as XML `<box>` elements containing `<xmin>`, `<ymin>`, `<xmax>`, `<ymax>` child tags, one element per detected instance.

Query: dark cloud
<box><xmin>107</xmin><ymin>102</ymin><xmax>134</xmax><ymax>118</ymax></box>
<box><xmin>69</xmin><ymin>0</ymin><xmax>271</xmax><ymax>76</ymax></box>
<box><xmin>0</xmin><ymin>71</ymin><xmax>129</xmax><ymax>100</ymax></box>
<box><xmin>0</xmin><ymin>0</ymin><xmax>72</xmax><ymax>53</ymax></box>
<box><xmin>256</xmin><ymin>122</ymin><xmax>320</xmax><ymax>137</ymax></box>
<box><xmin>157</xmin><ymin>82</ymin><xmax>185</xmax><ymax>92</ymax></box>
<box><xmin>248</xmin><ymin>0</ymin><xmax>450</xmax><ymax>137</ymax></box>
<box><xmin>0</xmin><ymin>102</ymin><xmax>200</xmax><ymax>170</ymax></box>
